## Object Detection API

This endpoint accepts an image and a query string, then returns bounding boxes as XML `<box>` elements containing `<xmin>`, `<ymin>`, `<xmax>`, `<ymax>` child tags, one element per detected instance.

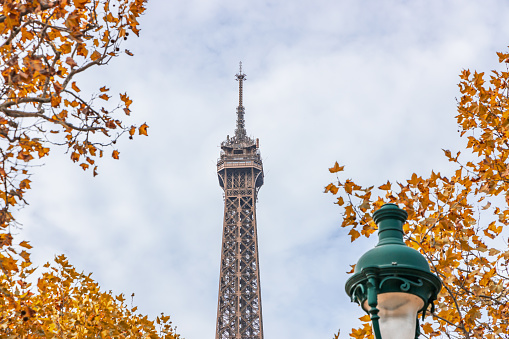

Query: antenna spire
<box><xmin>235</xmin><ymin>61</ymin><xmax>247</xmax><ymax>141</ymax></box>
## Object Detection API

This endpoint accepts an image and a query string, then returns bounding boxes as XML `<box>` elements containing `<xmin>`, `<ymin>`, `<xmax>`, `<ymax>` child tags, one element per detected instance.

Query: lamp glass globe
<box><xmin>363</xmin><ymin>292</ymin><xmax>423</xmax><ymax>339</ymax></box>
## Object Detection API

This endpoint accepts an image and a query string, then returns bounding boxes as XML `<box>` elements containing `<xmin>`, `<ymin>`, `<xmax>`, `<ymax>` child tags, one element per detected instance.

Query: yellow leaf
<box><xmin>359</xmin><ymin>314</ymin><xmax>370</xmax><ymax>322</ymax></box>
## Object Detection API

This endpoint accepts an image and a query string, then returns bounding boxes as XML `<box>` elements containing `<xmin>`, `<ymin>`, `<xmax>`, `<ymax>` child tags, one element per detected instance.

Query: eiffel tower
<box><xmin>215</xmin><ymin>63</ymin><xmax>264</xmax><ymax>339</ymax></box>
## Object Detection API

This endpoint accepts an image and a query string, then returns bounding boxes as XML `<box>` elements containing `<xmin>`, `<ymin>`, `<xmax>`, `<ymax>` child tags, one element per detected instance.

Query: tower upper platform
<box><xmin>217</xmin><ymin>63</ymin><xmax>263</xmax><ymax>186</ymax></box>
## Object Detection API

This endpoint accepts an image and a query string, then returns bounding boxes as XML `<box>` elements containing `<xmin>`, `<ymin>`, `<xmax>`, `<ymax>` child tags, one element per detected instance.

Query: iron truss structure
<box><xmin>215</xmin><ymin>63</ymin><xmax>265</xmax><ymax>339</ymax></box>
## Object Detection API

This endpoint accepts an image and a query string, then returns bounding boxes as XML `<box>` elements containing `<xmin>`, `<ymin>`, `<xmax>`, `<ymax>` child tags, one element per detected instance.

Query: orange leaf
<box><xmin>90</xmin><ymin>50</ymin><xmax>102</xmax><ymax>61</ymax></box>
<box><xmin>120</xmin><ymin>93</ymin><xmax>133</xmax><ymax>108</ymax></box>
<box><xmin>20</xmin><ymin>179</ymin><xmax>31</xmax><ymax>189</ymax></box>
<box><xmin>359</xmin><ymin>314</ymin><xmax>371</xmax><ymax>322</ymax></box>
<box><xmin>329</xmin><ymin>162</ymin><xmax>344</xmax><ymax>173</ymax></box>
<box><xmin>348</xmin><ymin>228</ymin><xmax>360</xmax><ymax>241</ymax></box>
<box><xmin>378</xmin><ymin>181</ymin><xmax>391</xmax><ymax>190</ymax></box>
<box><xmin>71</xmin><ymin>81</ymin><xmax>80</xmax><ymax>92</ymax></box>
<box><xmin>112</xmin><ymin>150</ymin><xmax>119</xmax><ymax>159</ymax></box>
<box><xmin>19</xmin><ymin>241</ymin><xmax>33</xmax><ymax>249</ymax></box>
<box><xmin>71</xmin><ymin>152</ymin><xmax>80</xmax><ymax>162</ymax></box>
<box><xmin>325</xmin><ymin>183</ymin><xmax>339</xmax><ymax>194</ymax></box>
<box><xmin>422</xmin><ymin>322</ymin><xmax>433</xmax><ymax>334</ymax></box>
<box><xmin>99</xmin><ymin>94</ymin><xmax>110</xmax><ymax>101</ymax></box>
<box><xmin>139</xmin><ymin>123</ymin><xmax>148</xmax><ymax>136</ymax></box>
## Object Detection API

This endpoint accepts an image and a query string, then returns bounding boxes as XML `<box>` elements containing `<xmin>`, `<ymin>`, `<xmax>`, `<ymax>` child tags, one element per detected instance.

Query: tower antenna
<box><xmin>234</xmin><ymin>61</ymin><xmax>247</xmax><ymax>141</ymax></box>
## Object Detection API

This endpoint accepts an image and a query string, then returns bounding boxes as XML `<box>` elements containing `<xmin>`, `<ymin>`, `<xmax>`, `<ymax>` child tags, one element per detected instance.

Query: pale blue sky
<box><xmin>17</xmin><ymin>1</ymin><xmax>509</xmax><ymax>338</ymax></box>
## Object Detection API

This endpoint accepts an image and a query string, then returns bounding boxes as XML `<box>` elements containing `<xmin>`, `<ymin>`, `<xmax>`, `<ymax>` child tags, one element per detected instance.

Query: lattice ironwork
<box><xmin>216</xmin><ymin>64</ymin><xmax>264</xmax><ymax>339</ymax></box>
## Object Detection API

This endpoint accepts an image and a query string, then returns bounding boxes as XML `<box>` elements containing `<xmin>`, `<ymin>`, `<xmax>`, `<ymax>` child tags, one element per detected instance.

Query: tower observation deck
<box><xmin>215</xmin><ymin>63</ymin><xmax>264</xmax><ymax>339</ymax></box>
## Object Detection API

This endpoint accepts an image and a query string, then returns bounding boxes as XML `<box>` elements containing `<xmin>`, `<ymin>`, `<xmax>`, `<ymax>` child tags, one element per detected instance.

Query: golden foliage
<box><xmin>0</xmin><ymin>255</ymin><xmax>180</xmax><ymax>338</ymax></box>
<box><xmin>327</xmin><ymin>46</ymin><xmax>509</xmax><ymax>339</ymax></box>
<box><xmin>0</xmin><ymin>1</ymin><xmax>177</xmax><ymax>337</ymax></box>
<box><xmin>0</xmin><ymin>0</ymin><xmax>151</xmax><ymax>227</ymax></box>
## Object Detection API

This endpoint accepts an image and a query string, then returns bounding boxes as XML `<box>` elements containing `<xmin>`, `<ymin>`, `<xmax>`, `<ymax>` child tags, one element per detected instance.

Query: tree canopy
<box><xmin>0</xmin><ymin>0</ymin><xmax>178</xmax><ymax>337</ymax></box>
<box><xmin>327</xmin><ymin>47</ymin><xmax>509</xmax><ymax>339</ymax></box>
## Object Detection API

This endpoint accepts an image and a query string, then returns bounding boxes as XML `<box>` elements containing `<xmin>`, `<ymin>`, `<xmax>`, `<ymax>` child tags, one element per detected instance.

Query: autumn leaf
<box><xmin>139</xmin><ymin>123</ymin><xmax>149</xmax><ymax>136</ymax></box>
<box><xmin>71</xmin><ymin>152</ymin><xmax>80</xmax><ymax>162</ymax></box>
<box><xmin>348</xmin><ymin>228</ymin><xmax>360</xmax><ymax>242</ymax></box>
<box><xmin>329</xmin><ymin>162</ymin><xmax>344</xmax><ymax>173</ymax></box>
<box><xmin>378</xmin><ymin>181</ymin><xmax>391</xmax><ymax>190</ymax></box>
<box><xmin>422</xmin><ymin>322</ymin><xmax>433</xmax><ymax>334</ymax></box>
<box><xmin>66</xmin><ymin>57</ymin><xmax>78</xmax><ymax>68</ymax></box>
<box><xmin>325</xmin><ymin>183</ymin><xmax>339</xmax><ymax>194</ymax></box>
<box><xmin>120</xmin><ymin>93</ymin><xmax>133</xmax><ymax>108</ymax></box>
<box><xmin>72</xmin><ymin>81</ymin><xmax>81</xmax><ymax>92</ymax></box>
<box><xmin>90</xmin><ymin>50</ymin><xmax>102</xmax><ymax>61</ymax></box>
<box><xmin>112</xmin><ymin>150</ymin><xmax>120</xmax><ymax>159</ymax></box>
<box><xmin>99</xmin><ymin>94</ymin><xmax>110</xmax><ymax>101</ymax></box>
<box><xmin>19</xmin><ymin>241</ymin><xmax>33</xmax><ymax>249</ymax></box>
<box><xmin>105</xmin><ymin>120</ymin><xmax>117</xmax><ymax>129</ymax></box>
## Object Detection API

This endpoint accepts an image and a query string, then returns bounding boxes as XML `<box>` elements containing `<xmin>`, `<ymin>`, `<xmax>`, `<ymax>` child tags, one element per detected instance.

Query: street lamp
<box><xmin>345</xmin><ymin>203</ymin><xmax>441</xmax><ymax>339</ymax></box>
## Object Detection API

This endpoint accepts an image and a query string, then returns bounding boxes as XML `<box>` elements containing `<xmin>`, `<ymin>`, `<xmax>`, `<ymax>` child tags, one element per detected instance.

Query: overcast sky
<box><xmin>15</xmin><ymin>1</ymin><xmax>509</xmax><ymax>338</ymax></box>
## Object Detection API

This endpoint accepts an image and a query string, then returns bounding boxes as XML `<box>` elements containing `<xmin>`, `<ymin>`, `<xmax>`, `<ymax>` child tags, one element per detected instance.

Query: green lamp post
<box><xmin>345</xmin><ymin>204</ymin><xmax>441</xmax><ymax>339</ymax></box>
